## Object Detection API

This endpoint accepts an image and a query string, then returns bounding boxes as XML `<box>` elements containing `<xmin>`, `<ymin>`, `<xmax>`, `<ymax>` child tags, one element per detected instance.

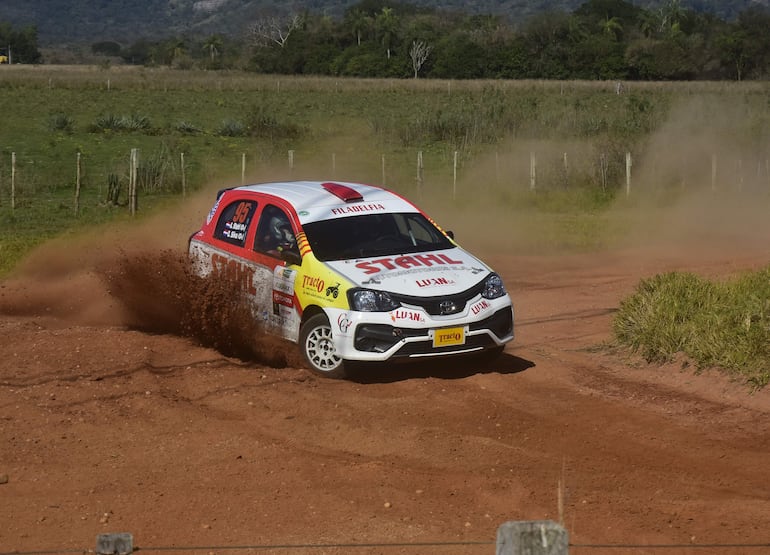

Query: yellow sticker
<box><xmin>433</xmin><ymin>327</ymin><xmax>465</xmax><ymax>348</ymax></box>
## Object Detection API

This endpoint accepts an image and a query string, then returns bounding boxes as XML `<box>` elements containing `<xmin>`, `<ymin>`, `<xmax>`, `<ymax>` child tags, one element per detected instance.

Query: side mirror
<box><xmin>281</xmin><ymin>249</ymin><xmax>302</xmax><ymax>267</ymax></box>
<box><xmin>446</xmin><ymin>230</ymin><xmax>455</xmax><ymax>240</ymax></box>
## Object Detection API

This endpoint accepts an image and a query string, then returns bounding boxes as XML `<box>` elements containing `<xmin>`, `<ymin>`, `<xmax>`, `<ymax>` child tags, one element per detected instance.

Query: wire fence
<box><xmin>1</xmin><ymin>146</ymin><xmax>769</xmax><ymax>219</ymax></box>
<box><xmin>4</xmin><ymin>538</ymin><xmax>770</xmax><ymax>555</ymax></box>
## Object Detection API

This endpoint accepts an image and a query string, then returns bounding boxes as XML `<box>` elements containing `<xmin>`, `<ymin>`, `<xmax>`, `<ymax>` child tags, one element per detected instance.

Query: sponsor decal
<box><xmin>206</xmin><ymin>197</ymin><xmax>222</xmax><ymax>225</ymax></box>
<box><xmin>302</xmin><ymin>275</ymin><xmax>325</xmax><ymax>293</ymax></box>
<box><xmin>355</xmin><ymin>253</ymin><xmax>464</xmax><ymax>275</ymax></box>
<box><xmin>390</xmin><ymin>309</ymin><xmax>425</xmax><ymax>323</ymax></box>
<box><xmin>337</xmin><ymin>313</ymin><xmax>352</xmax><ymax>333</ymax></box>
<box><xmin>325</xmin><ymin>282</ymin><xmax>340</xmax><ymax>298</ymax></box>
<box><xmin>272</xmin><ymin>290</ymin><xmax>294</xmax><ymax>308</ymax></box>
<box><xmin>471</xmin><ymin>299</ymin><xmax>491</xmax><ymax>315</ymax></box>
<box><xmin>211</xmin><ymin>253</ymin><xmax>257</xmax><ymax>295</ymax></box>
<box><xmin>416</xmin><ymin>276</ymin><xmax>455</xmax><ymax>288</ymax></box>
<box><xmin>331</xmin><ymin>203</ymin><xmax>385</xmax><ymax>216</ymax></box>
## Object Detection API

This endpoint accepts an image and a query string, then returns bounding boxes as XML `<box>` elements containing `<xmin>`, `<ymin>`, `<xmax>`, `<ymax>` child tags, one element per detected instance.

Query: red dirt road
<box><xmin>1</xmin><ymin>238</ymin><xmax>770</xmax><ymax>555</ymax></box>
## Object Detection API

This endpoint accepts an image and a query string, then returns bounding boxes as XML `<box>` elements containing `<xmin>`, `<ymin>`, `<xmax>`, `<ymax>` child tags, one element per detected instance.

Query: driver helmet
<box><xmin>270</xmin><ymin>216</ymin><xmax>295</xmax><ymax>249</ymax></box>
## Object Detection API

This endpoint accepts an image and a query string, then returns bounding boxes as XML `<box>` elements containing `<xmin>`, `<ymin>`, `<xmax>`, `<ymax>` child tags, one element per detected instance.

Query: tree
<box><xmin>0</xmin><ymin>23</ymin><xmax>42</xmax><ymax>64</ymax></box>
<box><xmin>249</xmin><ymin>14</ymin><xmax>302</xmax><ymax>48</ymax></box>
<box><xmin>409</xmin><ymin>40</ymin><xmax>431</xmax><ymax>78</ymax></box>
<box><xmin>599</xmin><ymin>15</ymin><xmax>623</xmax><ymax>40</ymax></box>
<box><xmin>345</xmin><ymin>8</ymin><xmax>372</xmax><ymax>46</ymax></box>
<box><xmin>375</xmin><ymin>7</ymin><xmax>398</xmax><ymax>59</ymax></box>
<box><xmin>203</xmin><ymin>35</ymin><xmax>223</xmax><ymax>62</ymax></box>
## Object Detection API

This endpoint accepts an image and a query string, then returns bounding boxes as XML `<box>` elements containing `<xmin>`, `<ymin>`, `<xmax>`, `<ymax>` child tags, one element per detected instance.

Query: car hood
<box><xmin>325</xmin><ymin>247</ymin><xmax>492</xmax><ymax>297</ymax></box>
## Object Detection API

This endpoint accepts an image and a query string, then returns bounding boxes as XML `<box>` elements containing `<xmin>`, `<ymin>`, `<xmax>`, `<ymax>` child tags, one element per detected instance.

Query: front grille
<box><xmin>391</xmin><ymin>278</ymin><xmax>487</xmax><ymax>316</ymax></box>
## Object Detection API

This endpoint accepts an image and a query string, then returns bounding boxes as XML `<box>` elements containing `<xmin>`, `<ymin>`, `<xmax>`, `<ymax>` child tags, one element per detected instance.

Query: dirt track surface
<box><xmin>2</xmin><ymin>239</ymin><xmax>770</xmax><ymax>555</ymax></box>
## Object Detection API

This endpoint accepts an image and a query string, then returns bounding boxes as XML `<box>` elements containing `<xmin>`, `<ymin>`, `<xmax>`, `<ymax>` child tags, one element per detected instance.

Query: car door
<box><xmin>248</xmin><ymin>202</ymin><xmax>302</xmax><ymax>341</ymax></box>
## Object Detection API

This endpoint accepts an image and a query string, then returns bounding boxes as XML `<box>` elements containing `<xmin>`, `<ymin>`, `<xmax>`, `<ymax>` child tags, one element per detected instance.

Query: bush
<box><xmin>613</xmin><ymin>268</ymin><xmax>770</xmax><ymax>388</ymax></box>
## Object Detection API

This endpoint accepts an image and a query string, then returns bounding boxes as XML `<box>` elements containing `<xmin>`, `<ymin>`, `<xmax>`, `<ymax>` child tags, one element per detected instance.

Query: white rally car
<box><xmin>189</xmin><ymin>180</ymin><xmax>514</xmax><ymax>378</ymax></box>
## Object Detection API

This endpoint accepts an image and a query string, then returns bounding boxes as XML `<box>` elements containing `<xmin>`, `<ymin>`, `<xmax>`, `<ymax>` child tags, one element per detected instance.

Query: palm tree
<box><xmin>203</xmin><ymin>34</ymin><xmax>223</xmax><ymax>62</ymax></box>
<box><xmin>599</xmin><ymin>15</ymin><xmax>623</xmax><ymax>40</ymax></box>
<box><xmin>346</xmin><ymin>8</ymin><xmax>371</xmax><ymax>46</ymax></box>
<box><xmin>375</xmin><ymin>7</ymin><xmax>398</xmax><ymax>59</ymax></box>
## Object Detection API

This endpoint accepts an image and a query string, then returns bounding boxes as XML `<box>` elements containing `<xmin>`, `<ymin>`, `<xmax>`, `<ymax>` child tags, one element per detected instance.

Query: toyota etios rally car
<box><xmin>189</xmin><ymin>181</ymin><xmax>514</xmax><ymax>378</ymax></box>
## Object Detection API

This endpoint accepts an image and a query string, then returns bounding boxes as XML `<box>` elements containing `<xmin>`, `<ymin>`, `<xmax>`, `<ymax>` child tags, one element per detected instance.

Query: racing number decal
<box><xmin>233</xmin><ymin>201</ymin><xmax>252</xmax><ymax>224</ymax></box>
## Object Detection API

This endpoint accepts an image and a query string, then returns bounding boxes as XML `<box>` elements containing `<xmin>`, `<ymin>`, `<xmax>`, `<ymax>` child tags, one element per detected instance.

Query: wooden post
<box><xmin>241</xmin><ymin>152</ymin><xmax>246</xmax><ymax>185</ymax></box>
<box><xmin>530</xmin><ymin>151</ymin><xmax>536</xmax><ymax>191</ymax></box>
<box><xmin>497</xmin><ymin>521</ymin><xmax>568</xmax><ymax>555</ymax></box>
<box><xmin>181</xmin><ymin>152</ymin><xmax>186</xmax><ymax>198</ymax></box>
<box><xmin>453</xmin><ymin>151</ymin><xmax>458</xmax><ymax>199</ymax></box>
<box><xmin>288</xmin><ymin>150</ymin><xmax>294</xmax><ymax>174</ymax></box>
<box><xmin>331</xmin><ymin>153</ymin><xmax>336</xmax><ymax>177</ymax></box>
<box><xmin>563</xmin><ymin>152</ymin><xmax>569</xmax><ymax>188</ymax></box>
<box><xmin>600</xmin><ymin>153</ymin><xmax>608</xmax><ymax>191</ymax></box>
<box><xmin>381</xmin><ymin>154</ymin><xmax>386</xmax><ymax>186</ymax></box>
<box><xmin>417</xmin><ymin>151</ymin><xmax>424</xmax><ymax>192</ymax></box>
<box><xmin>129</xmin><ymin>148</ymin><xmax>138</xmax><ymax>216</ymax></box>
<box><xmin>625</xmin><ymin>151</ymin><xmax>632</xmax><ymax>197</ymax></box>
<box><xmin>74</xmin><ymin>152</ymin><xmax>81</xmax><ymax>215</ymax></box>
<box><xmin>11</xmin><ymin>152</ymin><xmax>16</xmax><ymax>210</ymax></box>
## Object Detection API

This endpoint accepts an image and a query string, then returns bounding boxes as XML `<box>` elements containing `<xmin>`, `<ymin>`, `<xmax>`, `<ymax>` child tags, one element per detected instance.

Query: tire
<box><xmin>299</xmin><ymin>313</ymin><xmax>347</xmax><ymax>379</ymax></box>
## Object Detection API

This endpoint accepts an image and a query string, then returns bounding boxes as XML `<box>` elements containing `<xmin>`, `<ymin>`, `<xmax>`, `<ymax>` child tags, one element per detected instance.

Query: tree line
<box><xmin>6</xmin><ymin>0</ymin><xmax>770</xmax><ymax>80</ymax></box>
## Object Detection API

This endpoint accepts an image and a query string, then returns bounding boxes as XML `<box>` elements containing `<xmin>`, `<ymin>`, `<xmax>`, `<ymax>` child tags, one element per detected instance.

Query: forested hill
<box><xmin>0</xmin><ymin>0</ymin><xmax>766</xmax><ymax>45</ymax></box>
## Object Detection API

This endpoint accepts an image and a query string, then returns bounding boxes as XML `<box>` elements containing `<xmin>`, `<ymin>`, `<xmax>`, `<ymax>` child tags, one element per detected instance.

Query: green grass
<box><xmin>1</xmin><ymin>67</ymin><xmax>769</xmax><ymax>386</ymax></box>
<box><xmin>613</xmin><ymin>268</ymin><xmax>770</xmax><ymax>389</ymax></box>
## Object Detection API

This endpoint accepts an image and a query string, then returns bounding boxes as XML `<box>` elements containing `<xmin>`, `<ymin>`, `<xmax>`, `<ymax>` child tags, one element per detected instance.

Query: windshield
<box><xmin>303</xmin><ymin>212</ymin><xmax>454</xmax><ymax>261</ymax></box>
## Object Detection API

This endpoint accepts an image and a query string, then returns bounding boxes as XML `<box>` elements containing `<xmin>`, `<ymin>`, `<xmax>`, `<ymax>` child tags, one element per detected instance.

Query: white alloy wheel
<box><xmin>300</xmin><ymin>313</ymin><xmax>347</xmax><ymax>379</ymax></box>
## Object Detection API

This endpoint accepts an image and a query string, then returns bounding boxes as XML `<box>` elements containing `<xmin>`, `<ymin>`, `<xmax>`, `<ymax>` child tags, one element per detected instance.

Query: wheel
<box><xmin>299</xmin><ymin>313</ymin><xmax>347</xmax><ymax>379</ymax></box>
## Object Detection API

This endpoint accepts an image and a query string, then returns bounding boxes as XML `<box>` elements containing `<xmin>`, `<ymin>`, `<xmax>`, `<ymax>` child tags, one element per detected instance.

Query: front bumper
<box><xmin>325</xmin><ymin>296</ymin><xmax>514</xmax><ymax>362</ymax></box>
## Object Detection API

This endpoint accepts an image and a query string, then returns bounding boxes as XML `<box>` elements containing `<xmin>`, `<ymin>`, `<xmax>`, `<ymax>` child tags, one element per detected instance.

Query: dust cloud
<box><xmin>0</xmin><ymin>175</ymin><xmax>301</xmax><ymax>367</ymax></box>
<box><xmin>415</xmin><ymin>95</ymin><xmax>770</xmax><ymax>264</ymax></box>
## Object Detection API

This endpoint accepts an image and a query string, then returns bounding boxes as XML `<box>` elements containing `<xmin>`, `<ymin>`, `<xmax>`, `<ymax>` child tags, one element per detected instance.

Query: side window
<box><xmin>255</xmin><ymin>205</ymin><xmax>297</xmax><ymax>258</ymax></box>
<box><xmin>214</xmin><ymin>200</ymin><xmax>257</xmax><ymax>247</ymax></box>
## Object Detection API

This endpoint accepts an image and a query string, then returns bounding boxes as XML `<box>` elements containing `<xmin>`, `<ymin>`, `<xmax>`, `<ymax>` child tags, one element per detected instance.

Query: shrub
<box><xmin>614</xmin><ymin>268</ymin><xmax>770</xmax><ymax>388</ymax></box>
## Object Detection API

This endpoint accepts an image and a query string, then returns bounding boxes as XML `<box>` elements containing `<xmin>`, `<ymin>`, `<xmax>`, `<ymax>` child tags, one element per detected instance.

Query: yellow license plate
<box><xmin>433</xmin><ymin>327</ymin><xmax>465</xmax><ymax>348</ymax></box>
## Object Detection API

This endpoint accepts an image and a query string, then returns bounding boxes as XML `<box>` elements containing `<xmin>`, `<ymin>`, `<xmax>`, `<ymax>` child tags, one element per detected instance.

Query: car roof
<box><xmin>231</xmin><ymin>181</ymin><xmax>420</xmax><ymax>224</ymax></box>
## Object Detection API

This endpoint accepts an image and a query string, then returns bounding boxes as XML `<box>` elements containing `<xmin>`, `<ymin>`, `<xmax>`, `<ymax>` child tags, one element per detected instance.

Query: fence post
<box><xmin>288</xmin><ymin>150</ymin><xmax>294</xmax><ymax>174</ymax></box>
<box><xmin>625</xmin><ymin>151</ymin><xmax>632</xmax><ymax>197</ymax></box>
<box><xmin>129</xmin><ymin>148</ymin><xmax>138</xmax><ymax>216</ymax></box>
<box><xmin>75</xmin><ymin>152</ymin><xmax>81</xmax><ymax>215</ymax></box>
<box><xmin>331</xmin><ymin>153</ymin><xmax>336</xmax><ymax>177</ymax></box>
<box><xmin>381</xmin><ymin>154</ymin><xmax>386</xmax><ymax>186</ymax></box>
<box><xmin>417</xmin><ymin>150</ymin><xmax>424</xmax><ymax>192</ymax></box>
<box><xmin>530</xmin><ymin>152</ymin><xmax>537</xmax><ymax>191</ymax></box>
<box><xmin>496</xmin><ymin>520</ymin><xmax>568</xmax><ymax>555</ymax></box>
<box><xmin>181</xmin><ymin>152</ymin><xmax>186</xmax><ymax>198</ymax></box>
<box><xmin>241</xmin><ymin>152</ymin><xmax>246</xmax><ymax>185</ymax></box>
<box><xmin>452</xmin><ymin>150</ymin><xmax>458</xmax><ymax>199</ymax></box>
<box><xmin>11</xmin><ymin>152</ymin><xmax>16</xmax><ymax>210</ymax></box>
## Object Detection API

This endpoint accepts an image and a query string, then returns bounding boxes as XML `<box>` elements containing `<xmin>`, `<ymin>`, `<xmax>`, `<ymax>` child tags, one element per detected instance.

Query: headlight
<box><xmin>481</xmin><ymin>273</ymin><xmax>507</xmax><ymax>300</ymax></box>
<box><xmin>349</xmin><ymin>289</ymin><xmax>400</xmax><ymax>312</ymax></box>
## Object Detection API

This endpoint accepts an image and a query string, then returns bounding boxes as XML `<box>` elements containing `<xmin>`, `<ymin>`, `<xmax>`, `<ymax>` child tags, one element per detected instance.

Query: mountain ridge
<box><xmin>0</xmin><ymin>0</ymin><xmax>766</xmax><ymax>46</ymax></box>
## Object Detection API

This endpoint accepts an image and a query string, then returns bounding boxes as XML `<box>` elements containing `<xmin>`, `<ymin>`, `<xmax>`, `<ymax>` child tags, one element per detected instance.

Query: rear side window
<box><xmin>214</xmin><ymin>200</ymin><xmax>257</xmax><ymax>247</ymax></box>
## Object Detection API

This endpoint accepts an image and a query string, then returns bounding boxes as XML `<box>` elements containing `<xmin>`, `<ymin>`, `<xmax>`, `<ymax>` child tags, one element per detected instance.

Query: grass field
<box><xmin>1</xmin><ymin>66</ymin><xmax>769</xmax><ymax>385</ymax></box>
